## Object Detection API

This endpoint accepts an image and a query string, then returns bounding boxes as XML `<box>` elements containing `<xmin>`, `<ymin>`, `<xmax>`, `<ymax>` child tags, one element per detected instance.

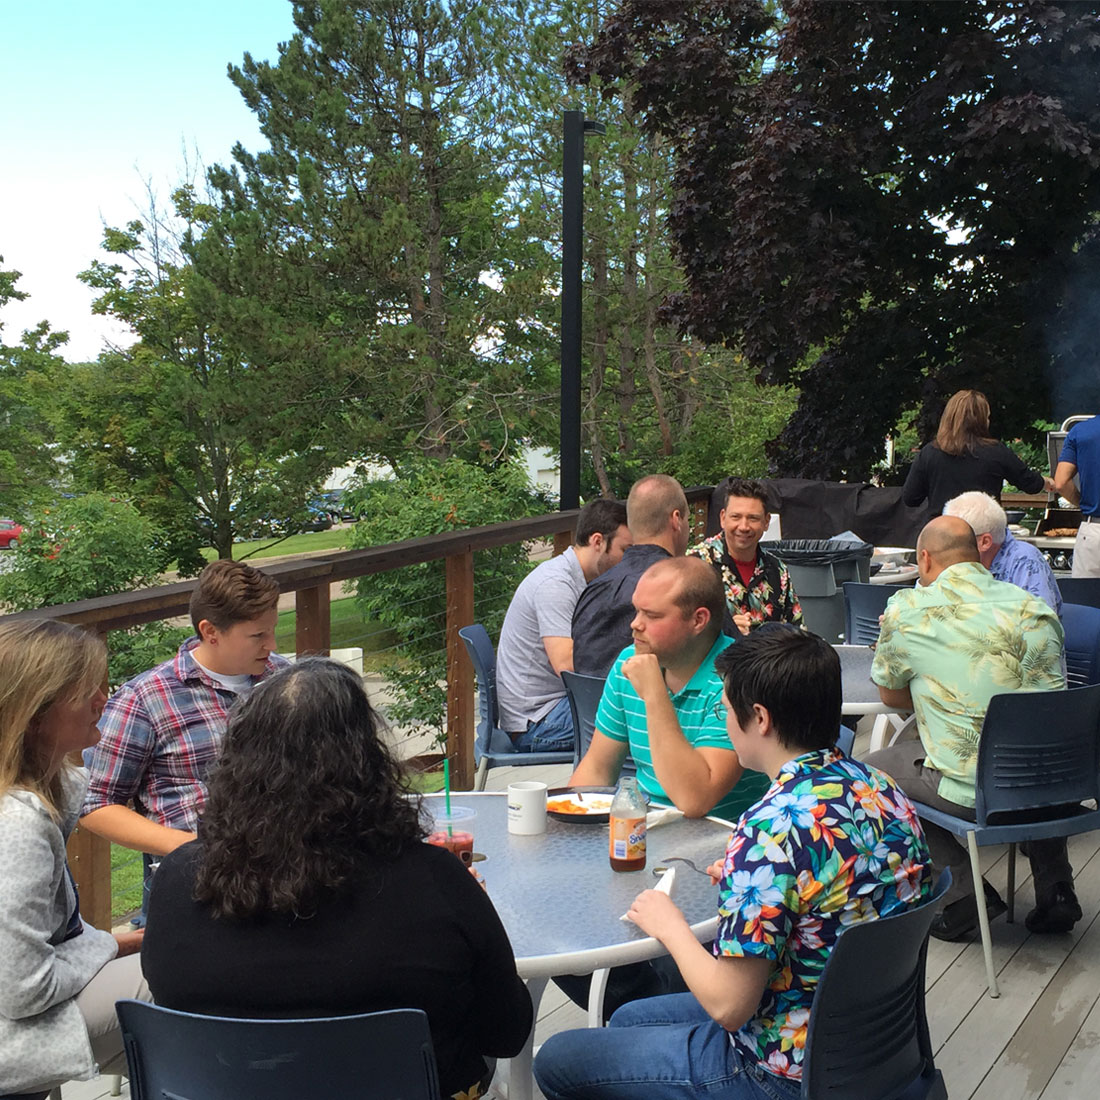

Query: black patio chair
<box><xmin>842</xmin><ymin>581</ymin><xmax>908</xmax><ymax>646</ymax></box>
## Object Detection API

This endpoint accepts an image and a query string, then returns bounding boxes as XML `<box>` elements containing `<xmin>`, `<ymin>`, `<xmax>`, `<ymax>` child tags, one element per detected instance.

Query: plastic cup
<box><xmin>426</xmin><ymin>805</ymin><xmax>477</xmax><ymax>865</ymax></box>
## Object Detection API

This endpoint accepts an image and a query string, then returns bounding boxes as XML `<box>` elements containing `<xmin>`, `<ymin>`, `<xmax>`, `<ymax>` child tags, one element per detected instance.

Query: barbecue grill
<box><xmin>1027</xmin><ymin>415</ymin><xmax>1096</xmax><ymax>570</ymax></box>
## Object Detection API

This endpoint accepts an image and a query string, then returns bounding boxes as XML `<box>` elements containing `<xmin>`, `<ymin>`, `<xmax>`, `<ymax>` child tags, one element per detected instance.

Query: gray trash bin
<box><xmin>771</xmin><ymin>537</ymin><xmax>874</xmax><ymax>643</ymax></box>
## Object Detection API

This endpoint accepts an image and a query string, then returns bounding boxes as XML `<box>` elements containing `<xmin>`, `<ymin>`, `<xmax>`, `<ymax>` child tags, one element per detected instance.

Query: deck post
<box><xmin>295</xmin><ymin>579</ymin><xmax>332</xmax><ymax>656</ymax></box>
<box><xmin>445</xmin><ymin>547</ymin><xmax>476</xmax><ymax>789</ymax></box>
<box><xmin>67</xmin><ymin>825</ymin><xmax>112</xmax><ymax>931</ymax></box>
<box><xmin>553</xmin><ymin>529</ymin><xmax>574</xmax><ymax>556</ymax></box>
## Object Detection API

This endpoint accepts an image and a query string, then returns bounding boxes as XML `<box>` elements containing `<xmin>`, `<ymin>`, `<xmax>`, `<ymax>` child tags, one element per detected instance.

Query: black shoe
<box><xmin>1025</xmin><ymin>882</ymin><xmax>1082</xmax><ymax>934</ymax></box>
<box><xmin>930</xmin><ymin>882</ymin><xmax>1008</xmax><ymax>942</ymax></box>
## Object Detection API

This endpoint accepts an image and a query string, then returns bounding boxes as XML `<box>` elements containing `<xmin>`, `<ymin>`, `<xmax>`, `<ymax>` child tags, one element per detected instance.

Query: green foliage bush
<box><xmin>0</xmin><ymin>493</ymin><xmax>189</xmax><ymax>685</ymax></box>
<box><xmin>347</xmin><ymin>458</ymin><xmax>552</xmax><ymax>746</ymax></box>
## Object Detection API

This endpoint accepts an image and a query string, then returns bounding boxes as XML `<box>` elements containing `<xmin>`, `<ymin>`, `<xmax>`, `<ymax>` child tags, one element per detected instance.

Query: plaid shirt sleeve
<box><xmin>82</xmin><ymin>683</ymin><xmax>156</xmax><ymax>816</ymax></box>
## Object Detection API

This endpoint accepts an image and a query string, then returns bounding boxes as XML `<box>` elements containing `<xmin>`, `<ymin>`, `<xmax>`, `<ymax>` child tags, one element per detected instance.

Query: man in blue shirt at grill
<box><xmin>1054</xmin><ymin>414</ymin><xmax>1100</xmax><ymax>577</ymax></box>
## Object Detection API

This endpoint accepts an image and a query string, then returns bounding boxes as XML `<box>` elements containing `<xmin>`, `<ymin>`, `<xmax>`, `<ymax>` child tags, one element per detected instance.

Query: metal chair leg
<box><xmin>968</xmin><ymin>830</ymin><xmax>999</xmax><ymax>998</ymax></box>
<box><xmin>474</xmin><ymin>756</ymin><xmax>489</xmax><ymax>792</ymax></box>
<box><xmin>1006</xmin><ymin>842</ymin><xmax>1016</xmax><ymax>924</ymax></box>
<box><xmin>587</xmin><ymin>967</ymin><xmax>611</xmax><ymax>1028</ymax></box>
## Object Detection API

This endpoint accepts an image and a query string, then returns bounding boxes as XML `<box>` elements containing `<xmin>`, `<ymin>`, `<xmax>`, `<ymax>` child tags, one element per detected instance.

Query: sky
<box><xmin>0</xmin><ymin>0</ymin><xmax>297</xmax><ymax>361</ymax></box>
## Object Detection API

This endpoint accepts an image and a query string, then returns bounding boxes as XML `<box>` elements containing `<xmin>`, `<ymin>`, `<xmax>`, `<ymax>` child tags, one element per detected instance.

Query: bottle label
<box><xmin>610</xmin><ymin>816</ymin><xmax>646</xmax><ymax>861</ymax></box>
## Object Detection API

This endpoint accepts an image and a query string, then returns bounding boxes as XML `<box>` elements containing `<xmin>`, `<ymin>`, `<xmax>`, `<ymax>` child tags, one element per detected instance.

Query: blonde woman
<box><xmin>0</xmin><ymin>620</ymin><xmax>149</xmax><ymax>1097</ymax></box>
<box><xmin>902</xmin><ymin>389</ymin><xmax>1054</xmax><ymax>518</ymax></box>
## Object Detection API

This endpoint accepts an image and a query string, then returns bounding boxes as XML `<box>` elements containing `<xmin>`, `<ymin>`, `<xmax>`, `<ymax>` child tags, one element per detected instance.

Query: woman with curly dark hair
<box><xmin>141</xmin><ymin>658</ymin><xmax>531</xmax><ymax>1100</ymax></box>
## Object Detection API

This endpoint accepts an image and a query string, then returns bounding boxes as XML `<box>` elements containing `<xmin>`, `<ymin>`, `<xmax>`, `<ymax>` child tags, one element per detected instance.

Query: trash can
<box><xmin>770</xmin><ymin>536</ymin><xmax>874</xmax><ymax>644</ymax></box>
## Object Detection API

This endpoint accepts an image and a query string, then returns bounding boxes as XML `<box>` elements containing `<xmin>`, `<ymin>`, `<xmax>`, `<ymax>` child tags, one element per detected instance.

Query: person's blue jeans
<box><xmin>511</xmin><ymin>694</ymin><xmax>574</xmax><ymax>752</ymax></box>
<box><xmin>534</xmin><ymin>993</ymin><xmax>802</xmax><ymax>1100</ymax></box>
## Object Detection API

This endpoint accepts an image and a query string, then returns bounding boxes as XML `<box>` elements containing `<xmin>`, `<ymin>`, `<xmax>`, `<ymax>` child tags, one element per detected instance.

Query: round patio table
<box><xmin>422</xmin><ymin>792</ymin><xmax>733</xmax><ymax>1100</ymax></box>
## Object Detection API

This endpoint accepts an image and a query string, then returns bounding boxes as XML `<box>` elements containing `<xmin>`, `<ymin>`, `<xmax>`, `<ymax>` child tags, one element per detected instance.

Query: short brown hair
<box><xmin>189</xmin><ymin>559</ymin><xmax>280</xmax><ymax>633</ymax></box>
<box><xmin>627</xmin><ymin>474</ymin><xmax>688</xmax><ymax>540</ymax></box>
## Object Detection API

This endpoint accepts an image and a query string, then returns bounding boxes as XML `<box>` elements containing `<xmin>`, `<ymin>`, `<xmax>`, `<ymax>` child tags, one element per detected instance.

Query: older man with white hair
<box><xmin>943</xmin><ymin>490</ymin><xmax>1062</xmax><ymax>614</ymax></box>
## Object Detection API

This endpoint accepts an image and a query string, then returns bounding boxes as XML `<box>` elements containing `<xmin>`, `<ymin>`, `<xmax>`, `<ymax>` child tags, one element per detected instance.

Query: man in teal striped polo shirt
<box><xmin>570</xmin><ymin>556</ymin><xmax>769</xmax><ymax>824</ymax></box>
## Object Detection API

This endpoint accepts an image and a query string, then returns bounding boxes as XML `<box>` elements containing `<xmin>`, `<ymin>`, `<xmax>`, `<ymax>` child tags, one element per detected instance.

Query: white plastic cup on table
<box><xmin>427</xmin><ymin>805</ymin><xmax>477</xmax><ymax>865</ymax></box>
<box><xmin>507</xmin><ymin>780</ymin><xmax>548</xmax><ymax>835</ymax></box>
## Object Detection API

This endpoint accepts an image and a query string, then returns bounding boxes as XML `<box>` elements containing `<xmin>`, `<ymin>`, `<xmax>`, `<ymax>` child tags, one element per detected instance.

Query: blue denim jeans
<box><xmin>533</xmin><ymin>994</ymin><xmax>802</xmax><ymax>1100</ymax></box>
<box><xmin>511</xmin><ymin>694</ymin><xmax>574</xmax><ymax>752</ymax></box>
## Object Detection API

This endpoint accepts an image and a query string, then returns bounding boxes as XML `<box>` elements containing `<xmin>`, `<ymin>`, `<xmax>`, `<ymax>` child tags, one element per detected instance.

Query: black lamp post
<box><xmin>560</xmin><ymin>109</ymin><xmax>604</xmax><ymax>511</ymax></box>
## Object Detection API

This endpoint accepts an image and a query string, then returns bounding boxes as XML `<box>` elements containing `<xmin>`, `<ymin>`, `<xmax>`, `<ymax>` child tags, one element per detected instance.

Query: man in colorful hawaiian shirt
<box><xmin>535</xmin><ymin>626</ymin><xmax>932</xmax><ymax>1100</ymax></box>
<box><xmin>688</xmin><ymin>477</ymin><xmax>802</xmax><ymax>635</ymax></box>
<box><xmin>943</xmin><ymin>491</ymin><xmax>1062</xmax><ymax>614</ymax></box>
<box><xmin>867</xmin><ymin>515</ymin><xmax>1078</xmax><ymax>941</ymax></box>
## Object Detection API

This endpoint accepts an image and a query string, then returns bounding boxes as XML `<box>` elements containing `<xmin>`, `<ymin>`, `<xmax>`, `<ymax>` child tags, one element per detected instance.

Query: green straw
<box><xmin>443</xmin><ymin>757</ymin><xmax>453</xmax><ymax>837</ymax></box>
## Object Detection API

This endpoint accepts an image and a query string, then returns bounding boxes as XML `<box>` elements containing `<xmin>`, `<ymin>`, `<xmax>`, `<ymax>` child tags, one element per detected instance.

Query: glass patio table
<box><xmin>422</xmin><ymin>791</ymin><xmax>733</xmax><ymax>1100</ymax></box>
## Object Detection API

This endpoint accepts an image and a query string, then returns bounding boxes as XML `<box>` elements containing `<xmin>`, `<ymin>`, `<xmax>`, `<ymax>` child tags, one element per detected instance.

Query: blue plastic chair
<box><xmin>458</xmin><ymin>624</ymin><xmax>575</xmax><ymax>790</ymax></box>
<box><xmin>908</xmin><ymin>684</ymin><xmax>1100</xmax><ymax>998</ymax></box>
<box><xmin>562</xmin><ymin>670</ymin><xmax>636</xmax><ymax>777</ymax></box>
<box><xmin>843</xmin><ymin>581</ymin><xmax>908</xmax><ymax>645</ymax></box>
<box><xmin>116</xmin><ymin>1001</ymin><xmax>439</xmax><ymax>1100</ymax></box>
<box><xmin>835</xmin><ymin>723</ymin><xmax>856</xmax><ymax>757</ymax></box>
<box><xmin>801</xmin><ymin>871</ymin><xmax>951</xmax><ymax>1100</ymax></box>
<box><xmin>1057</xmin><ymin>576</ymin><xmax>1100</xmax><ymax>610</ymax></box>
<box><xmin>1061</xmin><ymin>602</ymin><xmax>1100</xmax><ymax>687</ymax></box>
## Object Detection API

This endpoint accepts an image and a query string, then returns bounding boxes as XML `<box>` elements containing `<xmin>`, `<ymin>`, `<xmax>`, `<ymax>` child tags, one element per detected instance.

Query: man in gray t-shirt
<box><xmin>496</xmin><ymin>499</ymin><xmax>630</xmax><ymax>751</ymax></box>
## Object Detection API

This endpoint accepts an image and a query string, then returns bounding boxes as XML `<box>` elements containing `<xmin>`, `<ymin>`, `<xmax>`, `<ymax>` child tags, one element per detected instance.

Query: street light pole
<box><xmin>560</xmin><ymin>109</ymin><xmax>604</xmax><ymax>512</ymax></box>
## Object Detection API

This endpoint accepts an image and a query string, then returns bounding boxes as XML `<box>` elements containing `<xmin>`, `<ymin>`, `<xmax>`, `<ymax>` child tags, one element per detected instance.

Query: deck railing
<box><xmin>7</xmin><ymin>487</ymin><xmax>714</xmax><ymax>929</ymax></box>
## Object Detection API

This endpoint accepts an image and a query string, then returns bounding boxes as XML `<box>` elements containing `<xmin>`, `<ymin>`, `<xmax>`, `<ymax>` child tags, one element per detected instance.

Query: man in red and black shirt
<box><xmin>688</xmin><ymin>478</ymin><xmax>802</xmax><ymax>635</ymax></box>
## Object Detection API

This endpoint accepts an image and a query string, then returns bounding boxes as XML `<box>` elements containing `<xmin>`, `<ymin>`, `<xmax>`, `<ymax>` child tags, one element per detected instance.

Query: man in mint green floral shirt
<box><xmin>868</xmin><ymin>515</ymin><xmax>1078</xmax><ymax>941</ymax></box>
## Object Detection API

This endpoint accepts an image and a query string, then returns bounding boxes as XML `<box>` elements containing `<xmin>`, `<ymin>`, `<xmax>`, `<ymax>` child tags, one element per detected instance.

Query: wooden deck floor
<box><xmin>63</xmin><ymin>744</ymin><xmax>1100</xmax><ymax>1100</ymax></box>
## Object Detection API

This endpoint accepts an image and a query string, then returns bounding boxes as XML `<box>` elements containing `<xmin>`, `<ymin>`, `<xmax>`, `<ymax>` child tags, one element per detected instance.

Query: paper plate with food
<box><xmin>545</xmin><ymin>786</ymin><xmax>616</xmax><ymax>824</ymax></box>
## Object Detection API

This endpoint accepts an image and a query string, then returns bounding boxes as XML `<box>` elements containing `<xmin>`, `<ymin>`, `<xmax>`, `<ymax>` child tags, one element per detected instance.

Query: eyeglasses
<box><xmin>712</xmin><ymin>701</ymin><xmax>727</xmax><ymax>722</ymax></box>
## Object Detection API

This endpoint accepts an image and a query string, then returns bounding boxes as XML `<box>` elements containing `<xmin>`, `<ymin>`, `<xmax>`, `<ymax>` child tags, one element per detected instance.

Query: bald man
<box><xmin>866</xmin><ymin>516</ymin><xmax>1077</xmax><ymax>941</ymax></box>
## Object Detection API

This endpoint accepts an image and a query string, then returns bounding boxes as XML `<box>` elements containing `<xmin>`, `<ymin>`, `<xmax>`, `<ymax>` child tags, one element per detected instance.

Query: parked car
<box><xmin>0</xmin><ymin>519</ymin><xmax>23</xmax><ymax>549</ymax></box>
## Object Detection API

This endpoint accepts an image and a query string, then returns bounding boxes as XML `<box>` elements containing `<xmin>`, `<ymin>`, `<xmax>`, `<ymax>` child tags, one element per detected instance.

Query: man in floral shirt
<box><xmin>535</xmin><ymin>626</ymin><xmax>932</xmax><ymax>1100</ymax></box>
<box><xmin>688</xmin><ymin>478</ymin><xmax>802</xmax><ymax>635</ymax></box>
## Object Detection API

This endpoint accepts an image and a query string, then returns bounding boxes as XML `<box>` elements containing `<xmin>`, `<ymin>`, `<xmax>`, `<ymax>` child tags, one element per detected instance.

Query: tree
<box><xmin>0</xmin><ymin>261</ymin><xmax>63</xmax><ymax>514</ymax></box>
<box><xmin>0</xmin><ymin>493</ymin><xmax>189</xmax><ymax>686</ymax></box>
<box><xmin>190</xmin><ymin>0</ymin><xmax>556</xmax><ymax>471</ymax></box>
<box><xmin>57</xmin><ymin>192</ymin><xmax>341</xmax><ymax>571</ymax></box>
<box><xmin>347</xmin><ymin>456</ymin><xmax>549</xmax><ymax>744</ymax></box>
<box><xmin>569</xmin><ymin>0</ymin><xmax>1100</xmax><ymax>480</ymax></box>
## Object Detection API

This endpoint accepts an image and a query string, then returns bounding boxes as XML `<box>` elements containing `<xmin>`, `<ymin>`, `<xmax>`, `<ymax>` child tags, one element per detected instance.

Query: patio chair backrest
<box><xmin>458</xmin><ymin>623</ymin><xmax>512</xmax><ymax>757</ymax></box>
<box><xmin>116</xmin><ymin>1001</ymin><xmax>439</xmax><ymax>1100</ymax></box>
<box><xmin>835</xmin><ymin>724</ymin><xmax>856</xmax><ymax>757</ymax></box>
<box><xmin>842</xmin><ymin>582</ymin><xmax>908</xmax><ymax>646</ymax></box>
<box><xmin>974</xmin><ymin>684</ymin><xmax>1100</xmax><ymax>827</ymax></box>
<box><xmin>1057</xmin><ymin>576</ymin><xmax>1100</xmax><ymax>611</ymax></box>
<box><xmin>561</xmin><ymin>670</ymin><xmax>606</xmax><ymax>764</ymax></box>
<box><xmin>800</xmin><ymin>871</ymin><xmax>950</xmax><ymax>1100</ymax></box>
<box><xmin>1061</xmin><ymin>602</ymin><xmax>1100</xmax><ymax>687</ymax></box>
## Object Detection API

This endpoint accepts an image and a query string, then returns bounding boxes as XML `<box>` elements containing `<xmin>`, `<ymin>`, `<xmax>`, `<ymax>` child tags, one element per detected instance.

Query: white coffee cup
<box><xmin>507</xmin><ymin>780</ymin><xmax>548</xmax><ymax>835</ymax></box>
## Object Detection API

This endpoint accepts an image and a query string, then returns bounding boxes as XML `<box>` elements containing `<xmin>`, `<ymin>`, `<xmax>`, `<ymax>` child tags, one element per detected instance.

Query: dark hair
<box><xmin>193</xmin><ymin>658</ymin><xmax>424</xmax><ymax>921</ymax></box>
<box><xmin>189</xmin><ymin>559</ymin><xmax>281</xmax><ymax>633</ymax></box>
<box><xmin>714</xmin><ymin>625</ymin><xmax>841</xmax><ymax>752</ymax></box>
<box><xmin>575</xmin><ymin>498</ymin><xmax>628</xmax><ymax>547</ymax></box>
<box><xmin>720</xmin><ymin>478</ymin><xmax>771</xmax><ymax>513</ymax></box>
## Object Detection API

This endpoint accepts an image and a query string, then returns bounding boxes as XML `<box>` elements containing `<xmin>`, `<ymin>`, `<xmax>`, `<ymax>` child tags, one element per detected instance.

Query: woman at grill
<box><xmin>903</xmin><ymin>388</ymin><xmax>1053</xmax><ymax>519</ymax></box>
<box><xmin>141</xmin><ymin>657</ymin><xmax>532</xmax><ymax>1100</ymax></box>
<box><xmin>0</xmin><ymin>619</ymin><xmax>147</xmax><ymax>1097</ymax></box>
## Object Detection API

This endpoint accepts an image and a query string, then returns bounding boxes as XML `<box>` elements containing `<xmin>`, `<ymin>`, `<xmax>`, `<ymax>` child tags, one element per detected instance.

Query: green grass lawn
<box><xmin>275</xmin><ymin>595</ymin><xmax>397</xmax><ymax>659</ymax></box>
<box><xmin>199</xmin><ymin>525</ymin><xmax>355</xmax><ymax>564</ymax></box>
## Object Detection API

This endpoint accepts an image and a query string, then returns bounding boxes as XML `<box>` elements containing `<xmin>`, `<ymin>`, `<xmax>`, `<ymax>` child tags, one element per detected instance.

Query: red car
<box><xmin>0</xmin><ymin>519</ymin><xmax>23</xmax><ymax>549</ymax></box>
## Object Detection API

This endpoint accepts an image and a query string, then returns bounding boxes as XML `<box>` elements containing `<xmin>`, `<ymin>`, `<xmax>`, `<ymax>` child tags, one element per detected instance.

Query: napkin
<box><xmin>646</xmin><ymin>806</ymin><xmax>684</xmax><ymax>829</ymax></box>
<box><xmin>621</xmin><ymin>865</ymin><xmax>676</xmax><ymax>921</ymax></box>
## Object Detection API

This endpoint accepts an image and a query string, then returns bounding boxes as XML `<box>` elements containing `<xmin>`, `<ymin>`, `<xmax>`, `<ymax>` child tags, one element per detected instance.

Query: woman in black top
<box><xmin>902</xmin><ymin>389</ymin><xmax>1053</xmax><ymax>517</ymax></box>
<box><xmin>141</xmin><ymin>658</ymin><xmax>531</xmax><ymax>1100</ymax></box>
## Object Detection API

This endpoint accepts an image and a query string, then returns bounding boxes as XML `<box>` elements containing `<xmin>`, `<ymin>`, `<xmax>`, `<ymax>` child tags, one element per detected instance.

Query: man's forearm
<box><xmin>644</xmin><ymin>693</ymin><xmax>730</xmax><ymax>816</ymax></box>
<box><xmin>79</xmin><ymin>804</ymin><xmax>197</xmax><ymax>856</ymax></box>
